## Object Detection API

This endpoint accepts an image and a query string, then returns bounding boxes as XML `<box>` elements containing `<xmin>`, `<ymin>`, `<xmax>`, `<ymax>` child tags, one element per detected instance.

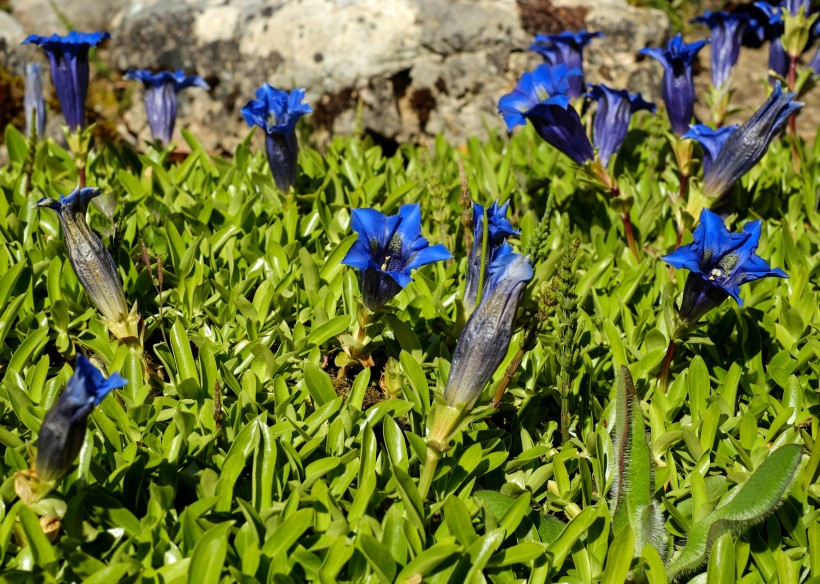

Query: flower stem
<box><xmin>418</xmin><ymin>447</ymin><xmax>440</xmax><ymax>501</ymax></box>
<box><xmin>787</xmin><ymin>55</ymin><xmax>800</xmax><ymax>172</ymax></box>
<box><xmin>659</xmin><ymin>340</ymin><xmax>676</xmax><ymax>392</ymax></box>
<box><xmin>609</xmin><ymin>183</ymin><xmax>639</xmax><ymax>259</ymax></box>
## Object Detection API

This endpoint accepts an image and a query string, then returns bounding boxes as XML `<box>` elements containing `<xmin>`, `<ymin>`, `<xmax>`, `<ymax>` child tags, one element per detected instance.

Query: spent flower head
<box><xmin>702</xmin><ymin>82</ymin><xmax>802</xmax><ymax>199</ymax></box>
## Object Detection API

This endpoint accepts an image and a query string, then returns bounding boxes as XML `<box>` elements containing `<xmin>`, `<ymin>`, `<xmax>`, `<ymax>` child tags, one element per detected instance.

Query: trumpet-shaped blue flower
<box><xmin>810</xmin><ymin>45</ymin><xmax>820</xmax><ymax>74</ymax></box>
<box><xmin>746</xmin><ymin>2</ymin><xmax>789</xmax><ymax>80</ymax></box>
<box><xmin>639</xmin><ymin>34</ymin><xmax>709</xmax><ymax>136</ymax></box>
<box><xmin>444</xmin><ymin>245</ymin><xmax>533</xmax><ymax>408</ymax></box>
<box><xmin>241</xmin><ymin>84</ymin><xmax>312</xmax><ymax>192</ymax></box>
<box><xmin>24</xmin><ymin>63</ymin><xmax>46</xmax><ymax>139</ymax></box>
<box><xmin>464</xmin><ymin>200</ymin><xmax>518</xmax><ymax>310</ymax></box>
<box><xmin>22</xmin><ymin>31</ymin><xmax>110</xmax><ymax>132</ymax></box>
<box><xmin>499</xmin><ymin>64</ymin><xmax>594</xmax><ymax>165</ymax></box>
<box><xmin>36</xmin><ymin>355</ymin><xmax>126</xmax><ymax>482</ymax></box>
<box><xmin>588</xmin><ymin>84</ymin><xmax>655</xmax><ymax>167</ymax></box>
<box><xmin>703</xmin><ymin>82</ymin><xmax>802</xmax><ymax>198</ymax></box>
<box><xmin>37</xmin><ymin>187</ymin><xmax>137</xmax><ymax>339</ymax></box>
<box><xmin>342</xmin><ymin>204</ymin><xmax>452</xmax><ymax>311</ymax></box>
<box><xmin>663</xmin><ymin>209</ymin><xmax>787</xmax><ymax>325</ymax></box>
<box><xmin>683</xmin><ymin>123</ymin><xmax>737</xmax><ymax>174</ymax></box>
<box><xmin>693</xmin><ymin>11</ymin><xmax>750</xmax><ymax>88</ymax></box>
<box><xmin>529</xmin><ymin>31</ymin><xmax>603</xmax><ymax>98</ymax></box>
<box><xmin>126</xmin><ymin>69</ymin><xmax>209</xmax><ymax>146</ymax></box>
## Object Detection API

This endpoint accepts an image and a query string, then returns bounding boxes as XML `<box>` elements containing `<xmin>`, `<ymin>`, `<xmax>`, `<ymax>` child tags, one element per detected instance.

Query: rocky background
<box><xmin>1</xmin><ymin>0</ymin><xmax>818</xmax><ymax>154</ymax></box>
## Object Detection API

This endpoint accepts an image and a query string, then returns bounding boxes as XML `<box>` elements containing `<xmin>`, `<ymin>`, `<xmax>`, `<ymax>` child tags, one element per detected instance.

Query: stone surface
<box><xmin>0</xmin><ymin>10</ymin><xmax>25</xmax><ymax>70</ymax></box>
<box><xmin>4</xmin><ymin>0</ymin><xmax>815</xmax><ymax>152</ymax></box>
<box><xmin>9</xmin><ymin>0</ymin><xmax>129</xmax><ymax>37</ymax></box>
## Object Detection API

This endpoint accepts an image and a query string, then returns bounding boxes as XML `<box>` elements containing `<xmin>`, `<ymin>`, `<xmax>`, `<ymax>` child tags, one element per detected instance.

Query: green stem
<box><xmin>418</xmin><ymin>447</ymin><xmax>441</xmax><ymax>501</ymax></box>
<box><xmin>659</xmin><ymin>340</ymin><xmax>676</xmax><ymax>393</ymax></box>
<box><xmin>475</xmin><ymin>206</ymin><xmax>489</xmax><ymax>306</ymax></box>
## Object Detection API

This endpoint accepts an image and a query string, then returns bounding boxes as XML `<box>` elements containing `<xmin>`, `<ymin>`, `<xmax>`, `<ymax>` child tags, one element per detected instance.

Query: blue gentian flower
<box><xmin>22</xmin><ymin>31</ymin><xmax>110</xmax><ymax>132</ymax></box>
<box><xmin>692</xmin><ymin>11</ymin><xmax>750</xmax><ymax>88</ymax></box>
<box><xmin>746</xmin><ymin>2</ymin><xmax>789</xmax><ymax>80</ymax></box>
<box><xmin>24</xmin><ymin>63</ymin><xmax>46</xmax><ymax>139</ymax></box>
<box><xmin>683</xmin><ymin>124</ymin><xmax>737</xmax><ymax>174</ymax></box>
<box><xmin>529</xmin><ymin>31</ymin><xmax>603</xmax><ymax>98</ymax></box>
<box><xmin>588</xmin><ymin>84</ymin><xmax>655</xmax><ymax>167</ymax></box>
<box><xmin>703</xmin><ymin>82</ymin><xmax>802</xmax><ymax>198</ymax></box>
<box><xmin>241</xmin><ymin>84</ymin><xmax>312</xmax><ymax>192</ymax></box>
<box><xmin>663</xmin><ymin>209</ymin><xmax>787</xmax><ymax>325</ymax></box>
<box><xmin>444</xmin><ymin>245</ymin><xmax>533</xmax><ymax>408</ymax></box>
<box><xmin>36</xmin><ymin>355</ymin><xmax>126</xmax><ymax>482</ymax></box>
<box><xmin>498</xmin><ymin>64</ymin><xmax>594</xmax><ymax>165</ymax></box>
<box><xmin>342</xmin><ymin>204</ymin><xmax>452</xmax><ymax>311</ymax></box>
<box><xmin>126</xmin><ymin>69</ymin><xmax>209</xmax><ymax>146</ymax></box>
<box><xmin>639</xmin><ymin>34</ymin><xmax>709</xmax><ymax>136</ymax></box>
<box><xmin>37</xmin><ymin>187</ymin><xmax>137</xmax><ymax>339</ymax></box>
<box><xmin>464</xmin><ymin>200</ymin><xmax>518</xmax><ymax>310</ymax></box>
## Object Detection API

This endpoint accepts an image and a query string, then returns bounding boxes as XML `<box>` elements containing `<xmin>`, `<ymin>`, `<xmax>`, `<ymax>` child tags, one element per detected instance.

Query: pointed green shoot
<box><xmin>666</xmin><ymin>443</ymin><xmax>802</xmax><ymax>579</ymax></box>
<box><xmin>610</xmin><ymin>366</ymin><xmax>667</xmax><ymax>562</ymax></box>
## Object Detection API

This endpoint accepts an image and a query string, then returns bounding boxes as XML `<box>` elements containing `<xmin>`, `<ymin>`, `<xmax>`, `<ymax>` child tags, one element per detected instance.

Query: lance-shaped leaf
<box><xmin>610</xmin><ymin>366</ymin><xmax>667</xmax><ymax>562</ymax></box>
<box><xmin>666</xmin><ymin>443</ymin><xmax>802</xmax><ymax>580</ymax></box>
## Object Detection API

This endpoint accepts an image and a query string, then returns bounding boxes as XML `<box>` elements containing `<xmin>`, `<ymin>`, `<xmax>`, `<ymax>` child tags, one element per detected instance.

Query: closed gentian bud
<box><xmin>692</xmin><ymin>11</ymin><xmax>750</xmax><ymax>89</ymax></box>
<box><xmin>126</xmin><ymin>69</ymin><xmax>209</xmax><ymax>146</ymax></box>
<box><xmin>37</xmin><ymin>187</ymin><xmax>138</xmax><ymax>340</ymax></box>
<box><xmin>702</xmin><ymin>82</ymin><xmax>802</xmax><ymax>198</ymax></box>
<box><xmin>24</xmin><ymin>63</ymin><xmax>46</xmax><ymax>139</ymax></box>
<box><xmin>663</xmin><ymin>209</ymin><xmax>787</xmax><ymax>325</ymax></box>
<box><xmin>464</xmin><ymin>200</ymin><xmax>518</xmax><ymax>311</ymax></box>
<box><xmin>498</xmin><ymin>63</ymin><xmax>594</xmax><ymax>165</ymax></box>
<box><xmin>682</xmin><ymin>123</ymin><xmax>737</xmax><ymax>174</ymax></box>
<box><xmin>342</xmin><ymin>204</ymin><xmax>452</xmax><ymax>311</ymax></box>
<box><xmin>588</xmin><ymin>84</ymin><xmax>655</xmax><ymax>167</ymax></box>
<box><xmin>639</xmin><ymin>34</ymin><xmax>709</xmax><ymax>136</ymax></box>
<box><xmin>529</xmin><ymin>30</ymin><xmax>603</xmax><ymax>99</ymax></box>
<box><xmin>22</xmin><ymin>31</ymin><xmax>110</xmax><ymax>132</ymax></box>
<box><xmin>241</xmin><ymin>83</ymin><xmax>312</xmax><ymax>192</ymax></box>
<box><xmin>444</xmin><ymin>245</ymin><xmax>533</xmax><ymax>408</ymax></box>
<box><xmin>36</xmin><ymin>355</ymin><xmax>126</xmax><ymax>483</ymax></box>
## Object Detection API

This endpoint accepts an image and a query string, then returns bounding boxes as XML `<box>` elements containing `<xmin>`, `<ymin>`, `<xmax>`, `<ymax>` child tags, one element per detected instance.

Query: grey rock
<box><xmin>0</xmin><ymin>10</ymin><xmax>25</xmax><ymax>70</ymax></box>
<box><xmin>9</xmin><ymin>0</ymin><xmax>128</xmax><ymax>36</ymax></box>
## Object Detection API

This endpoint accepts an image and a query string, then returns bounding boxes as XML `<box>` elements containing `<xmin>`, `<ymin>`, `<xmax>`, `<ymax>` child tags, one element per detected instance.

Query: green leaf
<box><xmin>188</xmin><ymin>521</ymin><xmax>233</xmax><ymax>584</ymax></box>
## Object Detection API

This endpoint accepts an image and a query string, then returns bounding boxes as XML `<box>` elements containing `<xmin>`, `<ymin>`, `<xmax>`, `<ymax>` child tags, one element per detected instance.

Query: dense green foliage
<box><xmin>0</xmin><ymin>111</ymin><xmax>818</xmax><ymax>583</ymax></box>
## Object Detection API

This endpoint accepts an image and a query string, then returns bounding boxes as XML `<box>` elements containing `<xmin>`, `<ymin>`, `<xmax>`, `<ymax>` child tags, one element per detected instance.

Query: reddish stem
<box><xmin>659</xmin><ymin>340</ymin><xmax>676</xmax><ymax>393</ymax></box>
<box><xmin>78</xmin><ymin>166</ymin><xmax>86</xmax><ymax>189</ymax></box>
<box><xmin>787</xmin><ymin>55</ymin><xmax>799</xmax><ymax>171</ymax></box>
<box><xmin>610</xmin><ymin>184</ymin><xmax>639</xmax><ymax>259</ymax></box>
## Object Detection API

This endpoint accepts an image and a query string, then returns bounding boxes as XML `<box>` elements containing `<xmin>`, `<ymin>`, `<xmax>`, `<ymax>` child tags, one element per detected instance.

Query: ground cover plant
<box><xmin>1</xmin><ymin>2</ymin><xmax>820</xmax><ymax>583</ymax></box>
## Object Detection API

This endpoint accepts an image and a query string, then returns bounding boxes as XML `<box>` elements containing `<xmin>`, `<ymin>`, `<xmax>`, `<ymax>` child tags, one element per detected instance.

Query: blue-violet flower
<box><xmin>663</xmin><ymin>209</ymin><xmax>787</xmax><ymax>325</ymax></box>
<box><xmin>499</xmin><ymin>63</ymin><xmax>594</xmax><ymax>165</ymax></box>
<box><xmin>588</xmin><ymin>84</ymin><xmax>655</xmax><ymax>167</ymax></box>
<box><xmin>36</xmin><ymin>355</ymin><xmax>126</xmax><ymax>482</ymax></box>
<box><xmin>702</xmin><ymin>82</ymin><xmax>802</xmax><ymax>198</ymax></box>
<box><xmin>22</xmin><ymin>31</ymin><xmax>110</xmax><ymax>132</ymax></box>
<box><xmin>682</xmin><ymin>123</ymin><xmax>737</xmax><ymax>175</ymax></box>
<box><xmin>464</xmin><ymin>200</ymin><xmax>518</xmax><ymax>311</ymax></box>
<box><xmin>342</xmin><ymin>204</ymin><xmax>452</xmax><ymax>311</ymax></box>
<box><xmin>24</xmin><ymin>63</ymin><xmax>46</xmax><ymax>139</ymax></box>
<box><xmin>241</xmin><ymin>83</ymin><xmax>312</xmax><ymax>192</ymax></box>
<box><xmin>444</xmin><ymin>245</ymin><xmax>533</xmax><ymax>408</ymax></box>
<box><xmin>639</xmin><ymin>34</ymin><xmax>709</xmax><ymax>136</ymax></box>
<box><xmin>529</xmin><ymin>30</ymin><xmax>603</xmax><ymax>98</ymax></box>
<box><xmin>692</xmin><ymin>11</ymin><xmax>750</xmax><ymax>88</ymax></box>
<box><xmin>126</xmin><ymin>69</ymin><xmax>209</xmax><ymax>146</ymax></box>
